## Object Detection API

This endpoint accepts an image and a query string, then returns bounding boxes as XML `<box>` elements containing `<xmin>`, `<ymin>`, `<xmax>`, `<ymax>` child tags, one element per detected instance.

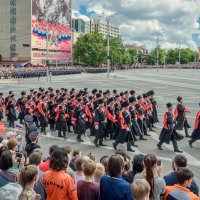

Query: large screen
<box><xmin>31</xmin><ymin>0</ymin><xmax>72</xmax><ymax>63</ymax></box>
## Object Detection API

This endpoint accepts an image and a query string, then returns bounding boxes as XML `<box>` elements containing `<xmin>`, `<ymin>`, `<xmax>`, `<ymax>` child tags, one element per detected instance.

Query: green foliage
<box><xmin>73</xmin><ymin>32</ymin><xmax>199</xmax><ymax>66</ymax></box>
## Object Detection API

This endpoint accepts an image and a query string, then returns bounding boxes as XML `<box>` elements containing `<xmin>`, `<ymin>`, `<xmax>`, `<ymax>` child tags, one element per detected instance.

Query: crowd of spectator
<box><xmin>0</xmin><ymin>131</ymin><xmax>199</xmax><ymax>200</ymax></box>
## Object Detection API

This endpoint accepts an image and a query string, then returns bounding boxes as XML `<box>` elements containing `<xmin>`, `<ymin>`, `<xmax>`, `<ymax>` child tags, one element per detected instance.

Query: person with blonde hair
<box><xmin>131</xmin><ymin>179</ymin><xmax>150</xmax><ymax>200</ymax></box>
<box><xmin>18</xmin><ymin>165</ymin><xmax>41</xmax><ymax>200</ymax></box>
<box><xmin>94</xmin><ymin>163</ymin><xmax>105</xmax><ymax>185</ymax></box>
<box><xmin>77</xmin><ymin>159</ymin><xmax>99</xmax><ymax>200</ymax></box>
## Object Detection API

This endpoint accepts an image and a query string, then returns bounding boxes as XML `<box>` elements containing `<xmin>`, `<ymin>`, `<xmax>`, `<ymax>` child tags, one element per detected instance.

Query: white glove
<box><xmin>104</xmin><ymin>119</ymin><xmax>107</xmax><ymax>123</ymax></box>
<box><xmin>126</xmin><ymin>127</ymin><xmax>130</xmax><ymax>131</ymax></box>
<box><xmin>95</xmin><ymin>125</ymin><xmax>99</xmax><ymax>130</ymax></box>
<box><xmin>71</xmin><ymin>121</ymin><xmax>74</xmax><ymax>125</ymax></box>
<box><xmin>85</xmin><ymin>118</ymin><xmax>88</xmax><ymax>122</ymax></box>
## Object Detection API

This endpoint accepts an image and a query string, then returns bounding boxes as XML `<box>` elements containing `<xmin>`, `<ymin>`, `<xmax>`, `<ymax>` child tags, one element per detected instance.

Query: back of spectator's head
<box><xmin>63</xmin><ymin>146</ymin><xmax>72</xmax><ymax>156</ymax></box>
<box><xmin>108</xmin><ymin>155</ymin><xmax>124</xmax><ymax>178</ymax></box>
<box><xmin>72</xmin><ymin>149</ymin><xmax>81</xmax><ymax>157</ymax></box>
<box><xmin>19</xmin><ymin>165</ymin><xmax>38</xmax><ymax>188</ymax></box>
<box><xmin>87</xmin><ymin>153</ymin><xmax>95</xmax><ymax>161</ymax></box>
<box><xmin>100</xmin><ymin>156</ymin><xmax>109</xmax><ymax>175</ymax></box>
<box><xmin>132</xmin><ymin>154</ymin><xmax>145</xmax><ymax>174</ymax></box>
<box><xmin>0</xmin><ymin>150</ymin><xmax>13</xmax><ymax>170</ymax></box>
<box><xmin>0</xmin><ymin>136</ymin><xmax>3</xmax><ymax>143</ymax></box>
<box><xmin>176</xmin><ymin>167</ymin><xmax>193</xmax><ymax>187</ymax></box>
<box><xmin>29</xmin><ymin>152</ymin><xmax>42</xmax><ymax>166</ymax></box>
<box><xmin>33</xmin><ymin>148</ymin><xmax>43</xmax><ymax>156</ymax></box>
<box><xmin>174</xmin><ymin>154</ymin><xmax>187</xmax><ymax>170</ymax></box>
<box><xmin>115</xmin><ymin>149</ymin><xmax>130</xmax><ymax>161</ymax></box>
<box><xmin>7</xmin><ymin>139</ymin><xmax>17</xmax><ymax>151</ymax></box>
<box><xmin>82</xmin><ymin>159</ymin><xmax>96</xmax><ymax>176</ymax></box>
<box><xmin>0</xmin><ymin>146</ymin><xmax>8</xmax><ymax>157</ymax></box>
<box><xmin>94</xmin><ymin>163</ymin><xmax>105</xmax><ymax>183</ymax></box>
<box><xmin>131</xmin><ymin>179</ymin><xmax>150</xmax><ymax>200</ymax></box>
<box><xmin>50</xmin><ymin>147</ymin><xmax>69</xmax><ymax>171</ymax></box>
<box><xmin>49</xmin><ymin>145</ymin><xmax>58</xmax><ymax>156</ymax></box>
<box><xmin>75</xmin><ymin>157</ymin><xmax>85</xmax><ymax>172</ymax></box>
<box><xmin>144</xmin><ymin>154</ymin><xmax>157</xmax><ymax>199</ymax></box>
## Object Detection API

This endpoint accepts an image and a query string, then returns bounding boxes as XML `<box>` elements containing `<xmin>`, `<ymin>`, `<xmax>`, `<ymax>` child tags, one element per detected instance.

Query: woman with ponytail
<box><xmin>134</xmin><ymin>154</ymin><xmax>166</xmax><ymax>200</ymax></box>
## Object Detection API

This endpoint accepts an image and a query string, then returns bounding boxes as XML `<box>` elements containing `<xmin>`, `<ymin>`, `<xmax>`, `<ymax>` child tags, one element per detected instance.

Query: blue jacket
<box><xmin>100</xmin><ymin>176</ymin><xmax>133</xmax><ymax>200</ymax></box>
<box><xmin>164</xmin><ymin>172</ymin><xmax>199</xmax><ymax>196</ymax></box>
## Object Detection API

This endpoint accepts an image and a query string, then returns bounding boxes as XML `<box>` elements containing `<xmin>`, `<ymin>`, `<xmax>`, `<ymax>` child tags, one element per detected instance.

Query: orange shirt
<box><xmin>164</xmin><ymin>184</ymin><xmax>199</xmax><ymax>200</ymax></box>
<box><xmin>43</xmin><ymin>170</ymin><xmax>78</xmax><ymax>200</ymax></box>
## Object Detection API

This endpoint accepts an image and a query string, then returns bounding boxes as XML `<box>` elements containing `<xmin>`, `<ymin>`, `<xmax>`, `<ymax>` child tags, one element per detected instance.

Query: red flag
<box><xmin>0</xmin><ymin>121</ymin><xmax>6</xmax><ymax>134</ymax></box>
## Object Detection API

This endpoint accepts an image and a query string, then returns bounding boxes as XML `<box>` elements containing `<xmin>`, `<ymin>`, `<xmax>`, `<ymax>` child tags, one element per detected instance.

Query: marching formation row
<box><xmin>0</xmin><ymin>87</ymin><xmax>199</xmax><ymax>152</ymax></box>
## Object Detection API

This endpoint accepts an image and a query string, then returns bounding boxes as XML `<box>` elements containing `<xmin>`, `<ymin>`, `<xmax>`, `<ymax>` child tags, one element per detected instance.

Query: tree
<box><xmin>73</xmin><ymin>32</ymin><xmax>106</xmax><ymax>67</ymax></box>
<box><xmin>128</xmin><ymin>48</ymin><xmax>138</xmax><ymax>65</ymax></box>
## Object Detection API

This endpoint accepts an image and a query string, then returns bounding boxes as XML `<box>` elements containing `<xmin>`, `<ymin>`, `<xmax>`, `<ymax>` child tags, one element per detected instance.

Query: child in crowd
<box><xmin>94</xmin><ymin>163</ymin><xmax>105</xmax><ymax>186</ymax></box>
<box><xmin>77</xmin><ymin>159</ymin><xmax>99</xmax><ymax>200</ymax></box>
<box><xmin>18</xmin><ymin>165</ymin><xmax>41</xmax><ymax>200</ymax></box>
<box><xmin>131</xmin><ymin>179</ymin><xmax>150</xmax><ymax>200</ymax></box>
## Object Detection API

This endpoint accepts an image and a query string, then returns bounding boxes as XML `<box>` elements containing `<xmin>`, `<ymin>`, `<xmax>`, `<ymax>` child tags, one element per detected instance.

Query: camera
<box><xmin>16</xmin><ymin>151</ymin><xmax>23</xmax><ymax>158</ymax></box>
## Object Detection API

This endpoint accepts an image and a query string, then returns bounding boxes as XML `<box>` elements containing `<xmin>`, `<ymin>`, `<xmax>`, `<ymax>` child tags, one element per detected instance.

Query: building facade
<box><xmin>72</xmin><ymin>19</ymin><xmax>86</xmax><ymax>33</ymax></box>
<box><xmin>0</xmin><ymin>0</ymin><xmax>72</xmax><ymax>64</ymax></box>
<box><xmin>89</xmin><ymin>19</ymin><xmax>120</xmax><ymax>38</ymax></box>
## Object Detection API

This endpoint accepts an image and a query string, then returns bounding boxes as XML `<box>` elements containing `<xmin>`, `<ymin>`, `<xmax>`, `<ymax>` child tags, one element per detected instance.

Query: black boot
<box><xmin>172</xmin><ymin>139</ymin><xmax>183</xmax><ymax>153</ymax></box>
<box><xmin>188</xmin><ymin>140</ymin><xmax>193</xmax><ymax>148</ymax></box>
<box><xmin>157</xmin><ymin>142</ymin><xmax>163</xmax><ymax>151</ymax></box>
<box><xmin>184</xmin><ymin>127</ymin><xmax>190</xmax><ymax>138</ymax></box>
<box><xmin>68</xmin><ymin>126</ymin><xmax>73</xmax><ymax>133</ymax></box>
<box><xmin>58</xmin><ymin>130</ymin><xmax>63</xmax><ymax>138</ymax></box>
<box><xmin>112</xmin><ymin>142</ymin><xmax>117</xmax><ymax>150</ymax></box>
<box><xmin>93</xmin><ymin>139</ymin><xmax>99</xmax><ymax>147</ymax></box>
<box><xmin>140</xmin><ymin>136</ymin><xmax>147</xmax><ymax>140</ymax></box>
<box><xmin>127</xmin><ymin>141</ymin><xmax>135</xmax><ymax>152</ymax></box>
<box><xmin>63</xmin><ymin>131</ymin><xmax>67</xmax><ymax>139</ymax></box>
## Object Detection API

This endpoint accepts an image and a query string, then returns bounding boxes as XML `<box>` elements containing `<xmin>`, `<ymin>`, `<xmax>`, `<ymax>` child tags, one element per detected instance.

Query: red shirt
<box><xmin>39</xmin><ymin>160</ymin><xmax>50</xmax><ymax>172</ymax></box>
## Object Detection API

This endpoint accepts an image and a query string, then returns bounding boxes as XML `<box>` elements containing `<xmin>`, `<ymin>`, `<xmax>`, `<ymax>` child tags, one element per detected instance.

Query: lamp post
<box><xmin>178</xmin><ymin>43</ymin><xmax>181</xmax><ymax>70</ymax></box>
<box><xmin>106</xmin><ymin>13</ymin><xmax>118</xmax><ymax>78</ymax></box>
<box><xmin>152</xmin><ymin>32</ymin><xmax>161</xmax><ymax>72</ymax></box>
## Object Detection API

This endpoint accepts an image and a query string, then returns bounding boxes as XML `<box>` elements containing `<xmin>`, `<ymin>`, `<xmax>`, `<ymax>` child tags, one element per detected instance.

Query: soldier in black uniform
<box><xmin>85</xmin><ymin>96</ymin><xmax>94</xmax><ymax>135</ymax></box>
<box><xmin>72</xmin><ymin>98</ymin><xmax>85</xmax><ymax>142</ymax></box>
<box><xmin>174</xmin><ymin>96</ymin><xmax>191</xmax><ymax>137</ymax></box>
<box><xmin>93</xmin><ymin>98</ymin><xmax>106</xmax><ymax>147</ymax></box>
<box><xmin>55</xmin><ymin>97</ymin><xmax>67</xmax><ymax>138</ymax></box>
<box><xmin>149</xmin><ymin>90</ymin><xmax>159</xmax><ymax>127</ymax></box>
<box><xmin>157</xmin><ymin>102</ymin><xmax>183</xmax><ymax>152</ymax></box>
<box><xmin>136</xmin><ymin>95</ymin><xmax>149</xmax><ymax>137</ymax></box>
<box><xmin>48</xmin><ymin>94</ymin><xmax>56</xmax><ymax>131</ymax></box>
<box><xmin>106</xmin><ymin>97</ymin><xmax>116</xmax><ymax>139</ymax></box>
<box><xmin>24</xmin><ymin>115</ymin><xmax>37</xmax><ymax>144</ymax></box>
<box><xmin>112</xmin><ymin>100</ymin><xmax>135</xmax><ymax>152</ymax></box>
<box><xmin>129</xmin><ymin>96</ymin><xmax>146</xmax><ymax>141</ymax></box>
<box><xmin>189</xmin><ymin>103</ymin><xmax>200</xmax><ymax>147</ymax></box>
<box><xmin>7</xmin><ymin>94</ymin><xmax>17</xmax><ymax>128</ymax></box>
<box><xmin>0</xmin><ymin>93</ymin><xmax>4</xmax><ymax>121</ymax></box>
<box><xmin>16</xmin><ymin>91</ymin><xmax>27</xmax><ymax>124</ymax></box>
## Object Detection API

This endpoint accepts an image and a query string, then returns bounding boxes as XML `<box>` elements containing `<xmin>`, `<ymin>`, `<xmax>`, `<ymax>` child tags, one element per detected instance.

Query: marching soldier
<box><xmin>129</xmin><ymin>96</ymin><xmax>146</xmax><ymax>141</ymax></box>
<box><xmin>0</xmin><ymin>93</ymin><xmax>4</xmax><ymax>121</ymax></box>
<box><xmin>113</xmin><ymin>100</ymin><xmax>135</xmax><ymax>152</ymax></box>
<box><xmin>136</xmin><ymin>95</ymin><xmax>149</xmax><ymax>137</ymax></box>
<box><xmin>157</xmin><ymin>102</ymin><xmax>183</xmax><ymax>153</ymax></box>
<box><xmin>55</xmin><ymin>97</ymin><xmax>67</xmax><ymax>138</ymax></box>
<box><xmin>189</xmin><ymin>103</ymin><xmax>200</xmax><ymax>147</ymax></box>
<box><xmin>93</xmin><ymin>98</ymin><xmax>106</xmax><ymax>147</ymax></box>
<box><xmin>16</xmin><ymin>91</ymin><xmax>27</xmax><ymax>124</ymax></box>
<box><xmin>174</xmin><ymin>96</ymin><xmax>191</xmax><ymax>137</ymax></box>
<box><xmin>48</xmin><ymin>94</ymin><xmax>56</xmax><ymax>131</ymax></box>
<box><xmin>149</xmin><ymin>90</ymin><xmax>159</xmax><ymax>127</ymax></box>
<box><xmin>72</xmin><ymin>98</ymin><xmax>85</xmax><ymax>142</ymax></box>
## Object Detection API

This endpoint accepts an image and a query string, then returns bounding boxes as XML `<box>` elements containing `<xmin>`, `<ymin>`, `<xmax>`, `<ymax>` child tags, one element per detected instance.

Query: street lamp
<box><xmin>152</xmin><ymin>32</ymin><xmax>161</xmax><ymax>72</ymax></box>
<box><xmin>106</xmin><ymin>12</ymin><xmax>118</xmax><ymax>78</ymax></box>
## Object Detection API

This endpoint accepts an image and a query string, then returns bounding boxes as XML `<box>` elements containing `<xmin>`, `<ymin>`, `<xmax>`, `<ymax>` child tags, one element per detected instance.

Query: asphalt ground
<box><xmin>1</xmin><ymin>68</ymin><xmax>200</xmax><ymax>186</ymax></box>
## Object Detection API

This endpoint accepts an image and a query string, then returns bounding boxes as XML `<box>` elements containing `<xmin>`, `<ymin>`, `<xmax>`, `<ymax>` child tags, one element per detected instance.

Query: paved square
<box><xmin>1</xmin><ymin>68</ymin><xmax>200</xmax><ymax>185</ymax></box>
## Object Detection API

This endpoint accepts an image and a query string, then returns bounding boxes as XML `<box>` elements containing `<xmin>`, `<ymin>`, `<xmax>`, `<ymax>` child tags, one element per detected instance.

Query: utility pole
<box><xmin>178</xmin><ymin>43</ymin><xmax>181</xmax><ymax>70</ymax></box>
<box><xmin>46</xmin><ymin>24</ymin><xmax>49</xmax><ymax>84</ymax></box>
<box><xmin>107</xmin><ymin>18</ymin><xmax>110</xmax><ymax>78</ymax></box>
<box><xmin>152</xmin><ymin>32</ymin><xmax>161</xmax><ymax>72</ymax></box>
<box><xmin>106</xmin><ymin>13</ymin><xmax>118</xmax><ymax>78</ymax></box>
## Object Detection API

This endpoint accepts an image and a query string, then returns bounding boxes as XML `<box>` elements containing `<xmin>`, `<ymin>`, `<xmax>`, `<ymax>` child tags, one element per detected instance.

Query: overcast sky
<box><xmin>72</xmin><ymin>0</ymin><xmax>200</xmax><ymax>51</ymax></box>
